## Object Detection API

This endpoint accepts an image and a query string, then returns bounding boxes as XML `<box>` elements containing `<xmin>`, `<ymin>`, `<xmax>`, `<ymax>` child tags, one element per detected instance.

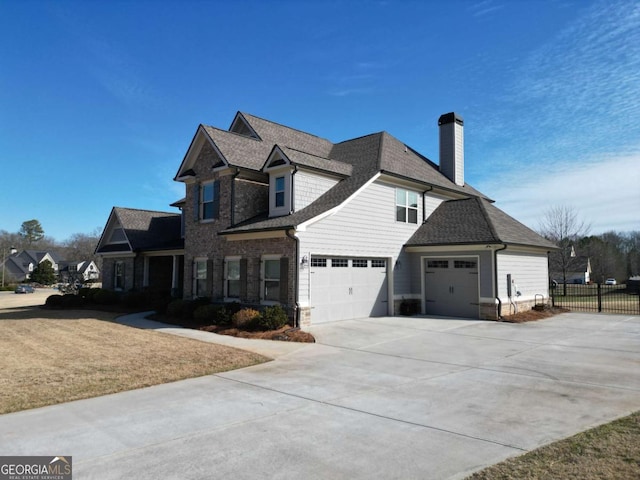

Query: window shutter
<box><xmin>193</xmin><ymin>184</ymin><xmax>200</xmax><ymax>222</ymax></box>
<box><xmin>239</xmin><ymin>258</ymin><xmax>248</xmax><ymax>300</ymax></box>
<box><xmin>213</xmin><ymin>180</ymin><xmax>221</xmax><ymax>219</ymax></box>
<box><xmin>279</xmin><ymin>257</ymin><xmax>289</xmax><ymax>305</ymax></box>
<box><xmin>206</xmin><ymin>259</ymin><xmax>214</xmax><ymax>297</ymax></box>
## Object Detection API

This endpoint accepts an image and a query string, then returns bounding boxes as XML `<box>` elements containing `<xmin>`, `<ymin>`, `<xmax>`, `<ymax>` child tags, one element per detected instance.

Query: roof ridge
<box><xmin>334</xmin><ymin>131</ymin><xmax>384</xmax><ymax>146</ymax></box>
<box><xmin>280</xmin><ymin>145</ymin><xmax>333</xmax><ymax>160</ymax></box>
<box><xmin>203</xmin><ymin>124</ymin><xmax>263</xmax><ymax>143</ymax></box>
<box><xmin>240</xmin><ymin>112</ymin><xmax>333</xmax><ymax>143</ymax></box>
<box><xmin>474</xmin><ymin>197</ymin><xmax>501</xmax><ymax>242</ymax></box>
<box><xmin>114</xmin><ymin>206</ymin><xmax>180</xmax><ymax>216</ymax></box>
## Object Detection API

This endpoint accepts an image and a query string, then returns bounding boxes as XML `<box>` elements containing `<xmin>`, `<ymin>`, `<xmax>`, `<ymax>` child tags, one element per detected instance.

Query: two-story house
<box><xmin>96</xmin><ymin>111</ymin><xmax>556</xmax><ymax>327</ymax></box>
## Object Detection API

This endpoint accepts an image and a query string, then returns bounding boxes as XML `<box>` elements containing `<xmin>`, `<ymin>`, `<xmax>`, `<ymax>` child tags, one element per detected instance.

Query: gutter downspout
<box><xmin>230</xmin><ymin>168</ymin><xmax>240</xmax><ymax>226</ymax></box>
<box><xmin>290</xmin><ymin>166</ymin><xmax>298</xmax><ymax>214</ymax></box>
<box><xmin>422</xmin><ymin>186</ymin><xmax>433</xmax><ymax>222</ymax></box>
<box><xmin>285</xmin><ymin>229</ymin><xmax>300</xmax><ymax>329</ymax></box>
<box><xmin>494</xmin><ymin>244</ymin><xmax>507</xmax><ymax>319</ymax></box>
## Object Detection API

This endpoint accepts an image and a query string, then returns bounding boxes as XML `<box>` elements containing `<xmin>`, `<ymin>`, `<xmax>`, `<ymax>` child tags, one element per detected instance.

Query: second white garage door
<box><xmin>310</xmin><ymin>256</ymin><xmax>388</xmax><ymax>324</ymax></box>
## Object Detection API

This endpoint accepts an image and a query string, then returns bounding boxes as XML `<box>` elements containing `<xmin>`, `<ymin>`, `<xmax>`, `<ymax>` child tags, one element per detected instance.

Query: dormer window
<box><xmin>264</xmin><ymin>147</ymin><xmax>293</xmax><ymax>217</ymax></box>
<box><xmin>275</xmin><ymin>176</ymin><xmax>285</xmax><ymax>208</ymax></box>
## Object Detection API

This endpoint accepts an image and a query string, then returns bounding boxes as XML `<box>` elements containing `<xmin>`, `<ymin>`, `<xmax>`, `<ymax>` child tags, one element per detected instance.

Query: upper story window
<box><xmin>198</xmin><ymin>180</ymin><xmax>220</xmax><ymax>221</ymax></box>
<box><xmin>275</xmin><ymin>176</ymin><xmax>285</xmax><ymax>208</ymax></box>
<box><xmin>396</xmin><ymin>188</ymin><xmax>418</xmax><ymax>224</ymax></box>
<box><xmin>268</xmin><ymin>171</ymin><xmax>291</xmax><ymax>217</ymax></box>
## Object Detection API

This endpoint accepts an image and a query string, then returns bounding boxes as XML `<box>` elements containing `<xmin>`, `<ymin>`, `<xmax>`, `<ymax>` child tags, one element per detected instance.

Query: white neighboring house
<box><xmin>58</xmin><ymin>260</ymin><xmax>101</xmax><ymax>283</ymax></box>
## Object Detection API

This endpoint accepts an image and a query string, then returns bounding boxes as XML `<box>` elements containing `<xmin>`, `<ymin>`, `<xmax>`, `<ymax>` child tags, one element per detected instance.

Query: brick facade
<box><xmin>182</xmin><ymin>149</ymin><xmax>297</xmax><ymax>315</ymax></box>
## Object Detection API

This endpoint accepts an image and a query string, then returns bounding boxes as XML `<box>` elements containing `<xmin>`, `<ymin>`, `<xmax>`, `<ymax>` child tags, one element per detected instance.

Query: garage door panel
<box><xmin>424</xmin><ymin>257</ymin><xmax>479</xmax><ymax>319</ymax></box>
<box><xmin>310</xmin><ymin>257</ymin><xmax>388</xmax><ymax>324</ymax></box>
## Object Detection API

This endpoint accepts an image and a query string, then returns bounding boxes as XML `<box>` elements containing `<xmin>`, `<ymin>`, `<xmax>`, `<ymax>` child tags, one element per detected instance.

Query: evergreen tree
<box><xmin>30</xmin><ymin>260</ymin><xmax>56</xmax><ymax>285</ymax></box>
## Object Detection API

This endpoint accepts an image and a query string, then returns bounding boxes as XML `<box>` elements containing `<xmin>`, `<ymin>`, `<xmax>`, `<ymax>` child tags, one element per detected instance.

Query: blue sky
<box><xmin>1</xmin><ymin>0</ymin><xmax>638</xmax><ymax>242</ymax></box>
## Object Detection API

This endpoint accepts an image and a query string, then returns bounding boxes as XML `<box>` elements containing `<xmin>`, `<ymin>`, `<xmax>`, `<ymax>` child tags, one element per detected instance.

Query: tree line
<box><xmin>539</xmin><ymin>206</ymin><xmax>639</xmax><ymax>284</ymax></box>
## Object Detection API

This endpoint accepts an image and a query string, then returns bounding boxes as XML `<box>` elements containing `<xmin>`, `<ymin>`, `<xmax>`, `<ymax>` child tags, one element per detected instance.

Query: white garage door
<box><xmin>310</xmin><ymin>257</ymin><xmax>388</xmax><ymax>324</ymax></box>
<box><xmin>424</xmin><ymin>257</ymin><xmax>479</xmax><ymax>319</ymax></box>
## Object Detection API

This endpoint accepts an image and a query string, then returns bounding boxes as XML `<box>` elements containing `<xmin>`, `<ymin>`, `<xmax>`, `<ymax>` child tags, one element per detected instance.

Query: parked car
<box><xmin>605</xmin><ymin>278</ymin><xmax>617</xmax><ymax>285</ymax></box>
<box><xmin>15</xmin><ymin>284</ymin><xmax>35</xmax><ymax>294</ymax></box>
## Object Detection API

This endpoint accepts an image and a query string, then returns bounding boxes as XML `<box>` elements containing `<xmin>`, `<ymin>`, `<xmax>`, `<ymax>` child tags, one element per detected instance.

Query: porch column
<box><xmin>171</xmin><ymin>255</ymin><xmax>180</xmax><ymax>296</ymax></box>
<box><xmin>143</xmin><ymin>257</ymin><xmax>149</xmax><ymax>288</ymax></box>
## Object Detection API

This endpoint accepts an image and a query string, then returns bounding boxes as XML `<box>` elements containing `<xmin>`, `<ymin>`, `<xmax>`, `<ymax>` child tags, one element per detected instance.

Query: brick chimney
<box><xmin>438</xmin><ymin>112</ymin><xmax>464</xmax><ymax>186</ymax></box>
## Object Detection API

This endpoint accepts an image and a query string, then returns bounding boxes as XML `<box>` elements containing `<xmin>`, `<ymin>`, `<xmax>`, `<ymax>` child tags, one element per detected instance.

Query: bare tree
<box><xmin>539</xmin><ymin>205</ymin><xmax>591</xmax><ymax>294</ymax></box>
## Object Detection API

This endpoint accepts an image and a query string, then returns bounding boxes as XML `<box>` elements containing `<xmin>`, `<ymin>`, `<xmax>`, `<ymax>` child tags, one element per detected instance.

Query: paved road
<box><xmin>1</xmin><ymin>313</ymin><xmax>639</xmax><ymax>479</ymax></box>
<box><xmin>0</xmin><ymin>287</ymin><xmax>57</xmax><ymax>309</ymax></box>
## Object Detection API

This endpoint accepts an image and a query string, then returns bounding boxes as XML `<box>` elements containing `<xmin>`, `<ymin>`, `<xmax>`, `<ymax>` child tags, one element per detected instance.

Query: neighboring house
<box><xmin>1</xmin><ymin>250</ymin><xmax>100</xmax><ymax>284</ymax></box>
<box><xmin>96</xmin><ymin>111</ymin><xmax>557</xmax><ymax>327</ymax></box>
<box><xmin>58</xmin><ymin>260</ymin><xmax>101</xmax><ymax>283</ymax></box>
<box><xmin>2</xmin><ymin>250</ymin><xmax>61</xmax><ymax>282</ymax></box>
<box><xmin>550</xmin><ymin>246</ymin><xmax>592</xmax><ymax>284</ymax></box>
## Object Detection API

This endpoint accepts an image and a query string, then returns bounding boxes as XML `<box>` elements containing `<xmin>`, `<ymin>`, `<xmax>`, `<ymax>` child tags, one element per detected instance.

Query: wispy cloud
<box><xmin>477</xmin><ymin>149</ymin><xmax>640</xmax><ymax>234</ymax></box>
<box><xmin>468</xmin><ymin>0</ymin><xmax>640</xmax><ymax>233</ymax></box>
<box><xmin>468</xmin><ymin>0</ymin><xmax>504</xmax><ymax>18</ymax></box>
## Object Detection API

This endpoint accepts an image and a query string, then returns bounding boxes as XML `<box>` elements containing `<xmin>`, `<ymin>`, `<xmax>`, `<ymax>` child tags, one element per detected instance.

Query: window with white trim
<box><xmin>371</xmin><ymin>259</ymin><xmax>386</xmax><ymax>268</ymax></box>
<box><xmin>352</xmin><ymin>259</ymin><xmax>368</xmax><ymax>268</ymax></box>
<box><xmin>114</xmin><ymin>261</ymin><xmax>124</xmax><ymax>290</ymax></box>
<box><xmin>275</xmin><ymin>176</ymin><xmax>285</xmax><ymax>208</ymax></box>
<box><xmin>193</xmin><ymin>259</ymin><xmax>208</xmax><ymax>298</ymax></box>
<box><xmin>396</xmin><ymin>188</ymin><xmax>418</xmax><ymax>224</ymax></box>
<box><xmin>225</xmin><ymin>258</ymin><xmax>240</xmax><ymax>299</ymax></box>
<box><xmin>201</xmin><ymin>181</ymin><xmax>219</xmax><ymax>220</ymax></box>
<box><xmin>263</xmin><ymin>258</ymin><xmax>281</xmax><ymax>302</ymax></box>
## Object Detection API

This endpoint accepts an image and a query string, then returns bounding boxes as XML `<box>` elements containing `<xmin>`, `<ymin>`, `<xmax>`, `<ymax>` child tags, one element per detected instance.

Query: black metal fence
<box><xmin>551</xmin><ymin>283</ymin><xmax>640</xmax><ymax>315</ymax></box>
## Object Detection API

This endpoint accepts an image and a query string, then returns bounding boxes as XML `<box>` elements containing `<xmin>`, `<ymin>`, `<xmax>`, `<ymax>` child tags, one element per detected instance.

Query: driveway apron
<box><xmin>1</xmin><ymin>312</ymin><xmax>639</xmax><ymax>479</ymax></box>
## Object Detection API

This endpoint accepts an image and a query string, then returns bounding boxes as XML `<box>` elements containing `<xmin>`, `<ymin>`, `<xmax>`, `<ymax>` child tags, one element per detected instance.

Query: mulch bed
<box><xmin>501</xmin><ymin>306</ymin><xmax>569</xmax><ymax>323</ymax></box>
<box><xmin>151</xmin><ymin>314</ymin><xmax>315</xmax><ymax>343</ymax></box>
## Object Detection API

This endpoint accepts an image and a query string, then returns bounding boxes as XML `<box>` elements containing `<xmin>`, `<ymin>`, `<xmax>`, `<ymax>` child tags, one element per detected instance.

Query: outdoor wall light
<box><xmin>300</xmin><ymin>255</ymin><xmax>308</xmax><ymax>267</ymax></box>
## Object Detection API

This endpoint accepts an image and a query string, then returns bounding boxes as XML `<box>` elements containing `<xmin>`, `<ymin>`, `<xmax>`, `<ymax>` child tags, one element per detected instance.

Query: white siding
<box><xmin>294</xmin><ymin>170</ymin><xmax>340</xmax><ymax>211</ymax></box>
<box><xmin>496</xmin><ymin>251</ymin><xmax>549</xmax><ymax>303</ymax></box>
<box><xmin>298</xmin><ymin>180</ymin><xmax>424</xmax><ymax>306</ymax></box>
<box><xmin>424</xmin><ymin>194</ymin><xmax>446</xmax><ymax>220</ymax></box>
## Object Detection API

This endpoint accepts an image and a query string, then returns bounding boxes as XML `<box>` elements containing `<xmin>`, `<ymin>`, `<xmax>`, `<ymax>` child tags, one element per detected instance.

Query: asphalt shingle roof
<box><xmin>96</xmin><ymin>207</ymin><xmax>183</xmax><ymax>253</ymax></box>
<box><xmin>406</xmin><ymin>197</ymin><xmax>557</xmax><ymax>249</ymax></box>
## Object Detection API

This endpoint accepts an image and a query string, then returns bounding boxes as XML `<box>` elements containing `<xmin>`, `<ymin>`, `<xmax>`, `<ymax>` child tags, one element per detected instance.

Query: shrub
<box><xmin>399</xmin><ymin>299</ymin><xmax>420</xmax><ymax>316</ymax></box>
<box><xmin>122</xmin><ymin>291</ymin><xmax>147</xmax><ymax>309</ymax></box>
<box><xmin>93</xmin><ymin>289</ymin><xmax>119</xmax><ymax>305</ymax></box>
<box><xmin>167</xmin><ymin>299</ymin><xmax>188</xmax><ymax>318</ymax></box>
<box><xmin>193</xmin><ymin>304</ymin><xmax>221</xmax><ymax>324</ymax></box>
<box><xmin>232</xmin><ymin>308</ymin><xmax>261</xmax><ymax>329</ymax></box>
<box><xmin>78</xmin><ymin>288</ymin><xmax>99</xmax><ymax>301</ymax></box>
<box><xmin>152</xmin><ymin>295</ymin><xmax>175</xmax><ymax>315</ymax></box>
<box><xmin>62</xmin><ymin>293</ymin><xmax>85</xmax><ymax>308</ymax></box>
<box><xmin>45</xmin><ymin>294</ymin><xmax>64</xmax><ymax>309</ymax></box>
<box><xmin>255</xmin><ymin>305</ymin><xmax>289</xmax><ymax>331</ymax></box>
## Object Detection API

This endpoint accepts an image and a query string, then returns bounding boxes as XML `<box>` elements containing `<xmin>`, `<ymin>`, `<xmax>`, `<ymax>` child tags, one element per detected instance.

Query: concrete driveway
<box><xmin>1</xmin><ymin>313</ymin><xmax>639</xmax><ymax>479</ymax></box>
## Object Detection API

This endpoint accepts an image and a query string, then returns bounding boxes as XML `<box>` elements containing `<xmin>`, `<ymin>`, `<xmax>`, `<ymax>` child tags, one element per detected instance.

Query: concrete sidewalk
<box><xmin>1</xmin><ymin>312</ymin><xmax>638</xmax><ymax>479</ymax></box>
<box><xmin>114</xmin><ymin>311</ymin><xmax>311</xmax><ymax>359</ymax></box>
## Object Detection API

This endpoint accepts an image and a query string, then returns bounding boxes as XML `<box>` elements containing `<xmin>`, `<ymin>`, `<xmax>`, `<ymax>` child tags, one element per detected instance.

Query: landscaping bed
<box><xmin>502</xmin><ymin>306</ymin><xmax>569</xmax><ymax>323</ymax></box>
<box><xmin>154</xmin><ymin>315</ymin><xmax>315</xmax><ymax>343</ymax></box>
